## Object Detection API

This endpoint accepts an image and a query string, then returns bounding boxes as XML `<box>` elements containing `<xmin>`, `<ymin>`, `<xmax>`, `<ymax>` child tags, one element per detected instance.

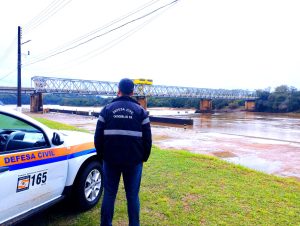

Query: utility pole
<box><xmin>17</xmin><ymin>26</ymin><xmax>22</xmax><ymax>109</ymax></box>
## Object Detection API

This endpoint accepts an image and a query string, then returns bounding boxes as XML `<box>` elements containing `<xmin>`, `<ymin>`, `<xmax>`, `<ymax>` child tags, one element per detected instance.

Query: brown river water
<box><xmin>26</xmin><ymin>108</ymin><xmax>300</xmax><ymax>180</ymax></box>
<box><xmin>152</xmin><ymin>111</ymin><xmax>300</xmax><ymax>180</ymax></box>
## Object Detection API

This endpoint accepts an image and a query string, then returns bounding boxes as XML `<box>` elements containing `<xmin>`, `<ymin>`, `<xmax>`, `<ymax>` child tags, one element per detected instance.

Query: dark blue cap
<box><xmin>118</xmin><ymin>78</ymin><xmax>134</xmax><ymax>95</ymax></box>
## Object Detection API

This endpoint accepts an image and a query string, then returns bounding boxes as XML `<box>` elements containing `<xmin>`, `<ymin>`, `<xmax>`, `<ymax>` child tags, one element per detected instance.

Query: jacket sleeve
<box><xmin>94</xmin><ymin>108</ymin><xmax>106</xmax><ymax>160</ymax></box>
<box><xmin>141</xmin><ymin>110</ymin><xmax>152</xmax><ymax>162</ymax></box>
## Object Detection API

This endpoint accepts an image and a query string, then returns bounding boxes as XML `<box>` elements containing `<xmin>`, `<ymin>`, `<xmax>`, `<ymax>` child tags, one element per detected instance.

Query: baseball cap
<box><xmin>118</xmin><ymin>78</ymin><xmax>134</xmax><ymax>95</ymax></box>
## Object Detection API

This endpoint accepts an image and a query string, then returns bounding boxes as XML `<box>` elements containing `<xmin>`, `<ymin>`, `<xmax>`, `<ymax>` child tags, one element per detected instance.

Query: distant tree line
<box><xmin>148</xmin><ymin>85</ymin><xmax>300</xmax><ymax>112</ymax></box>
<box><xmin>0</xmin><ymin>94</ymin><xmax>112</xmax><ymax>106</ymax></box>
<box><xmin>147</xmin><ymin>97</ymin><xmax>200</xmax><ymax>108</ymax></box>
<box><xmin>43</xmin><ymin>94</ymin><xmax>113</xmax><ymax>106</ymax></box>
<box><xmin>1</xmin><ymin>85</ymin><xmax>299</xmax><ymax>113</ymax></box>
<box><xmin>212</xmin><ymin>99</ymin><xmax>245</xmax><ymax>110</ymax></box>
<box><xmin>148</xmin><ymin>98</ymin><xmax>243</xmax><ymax>110</ymax></box>
<box><xmin>0</xmin><ymin>94</ymin><xmax>30</xmax><ymax>105</ymax></box>
<box><xmin>255</xmin><ymin>85</ymin><xmax>300</xmax><ymax>113</ymax></box>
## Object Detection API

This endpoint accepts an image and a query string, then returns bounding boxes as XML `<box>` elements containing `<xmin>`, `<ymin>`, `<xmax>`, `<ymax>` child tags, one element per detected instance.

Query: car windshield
<box><xmin>0</xmin><ymin>113</ymin><xmax>38</xmax><ymax>132</ymax></box>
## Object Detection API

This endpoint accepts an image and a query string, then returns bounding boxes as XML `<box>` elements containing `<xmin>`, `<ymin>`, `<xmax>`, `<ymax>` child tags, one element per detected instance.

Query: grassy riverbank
<box><xmin>27</xmin><ymin>117</ymin><xmax>300</xmax><ymax>225</ymax></box>
<box><xmin>34</xmin><ymin>117</ymin><xmax>88</xmax><ymax>133</ymax></box>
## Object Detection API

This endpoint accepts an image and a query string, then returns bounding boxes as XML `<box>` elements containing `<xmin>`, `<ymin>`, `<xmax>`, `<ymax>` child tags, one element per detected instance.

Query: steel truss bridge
<box><xmin>30</xmin><ymin>76</ymin><xmax>258</xmax><ymax>100</ymax></box>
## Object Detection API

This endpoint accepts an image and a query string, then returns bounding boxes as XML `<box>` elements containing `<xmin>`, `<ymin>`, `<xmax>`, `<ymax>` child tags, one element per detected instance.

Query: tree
<box><xmin>274</xmin><ymin>85</ymin><xmax>290</xmax><ymax>93</ymax></box>
<box><xmin>255</xmin><ymin>85</ymin><xmax>300</xmax><ymax>113</ymax></box>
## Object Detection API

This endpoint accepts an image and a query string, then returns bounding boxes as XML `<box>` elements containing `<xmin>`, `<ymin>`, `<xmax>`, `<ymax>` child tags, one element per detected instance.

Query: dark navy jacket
<box><xmin>94</xmin><ymin>96</ymin><xmax>152</xmax><ymax>166</ymax></box>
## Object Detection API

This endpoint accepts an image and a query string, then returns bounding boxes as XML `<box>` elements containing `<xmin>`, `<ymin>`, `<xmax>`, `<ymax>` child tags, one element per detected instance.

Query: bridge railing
<box><xmin>31</xmin><ymin>76</ymin><xmax>258</xmax><ymax>100</ymax></box>
<box><xmin>0</xmin><ymin>86</ymin><xmax>35</xmax><ymax>94</ymax></box>
<box><xmin>138</xmin><ymin>85</ymin><xmax>257</xmax><ymax>99</ymax></box>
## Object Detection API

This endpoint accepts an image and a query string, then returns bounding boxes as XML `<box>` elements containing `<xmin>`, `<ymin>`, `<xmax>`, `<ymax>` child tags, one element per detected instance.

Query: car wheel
<box><xmin>74</xmin><ymin>161</ymin><xmax>103</xmax><ymax>211</ymax></box>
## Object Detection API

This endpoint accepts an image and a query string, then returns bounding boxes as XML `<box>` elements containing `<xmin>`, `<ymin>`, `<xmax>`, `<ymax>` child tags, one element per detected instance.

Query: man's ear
<box><xmin>117</xmin><ymin>90</ymin><xmax>121</xmax><ymax>97</ymax></box>
<box><xmin>129</xmin><ymin>91</ymin><xmax>134</xmax><ymax>96</ymax></box>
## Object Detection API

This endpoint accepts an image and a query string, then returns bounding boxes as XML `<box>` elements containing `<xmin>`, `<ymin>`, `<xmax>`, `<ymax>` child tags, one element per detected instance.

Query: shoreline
<box><xmin>26</xmin><ymin>111</ymin><xmax>300</xmax><ymax>180</ymax></box>
<box><xmin>6</xmin><ymin>104</ymin><xmax>300</xmax><ymax>116</ymax></box>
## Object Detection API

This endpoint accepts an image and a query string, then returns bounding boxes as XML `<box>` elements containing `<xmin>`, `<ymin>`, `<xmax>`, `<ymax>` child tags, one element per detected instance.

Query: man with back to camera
<box><xmin>94</xmin><ymin>78</ymin><xmax>152</xmax><ymax>226</ymax></box>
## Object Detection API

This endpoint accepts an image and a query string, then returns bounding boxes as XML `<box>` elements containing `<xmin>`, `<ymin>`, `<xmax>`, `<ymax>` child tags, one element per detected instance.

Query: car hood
<box><xmin>57</xmin><ymin>130</ymin><xmax>94</xmax><ymax>147</ymax></box>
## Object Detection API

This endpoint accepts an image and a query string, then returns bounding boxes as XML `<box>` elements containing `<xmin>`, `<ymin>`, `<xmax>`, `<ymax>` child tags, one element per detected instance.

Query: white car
<box><xmin>0</xmin><ymin>107</ymin><xmax>103</xmax><ymax>225</ymax></box>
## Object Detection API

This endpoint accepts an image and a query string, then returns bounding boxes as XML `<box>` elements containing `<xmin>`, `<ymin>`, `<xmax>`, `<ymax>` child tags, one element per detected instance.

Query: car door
<box><xmin>0</xmin><ymin>112</ymin><xmax>68</xmax><ymax>223</ymax></box>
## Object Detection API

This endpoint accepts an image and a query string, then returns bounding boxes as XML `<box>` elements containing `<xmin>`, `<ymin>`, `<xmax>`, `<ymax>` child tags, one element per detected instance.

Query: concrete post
<box><xmin>245</xmin><ymin>100</ymin><xmax>255</xmax><ymax>111</ymax></box>
<box><xmin>136</xmin><ymin>96</ymin><xmax>147</xmax><ymax>109</ymax></box>
<box><xmin>30</xmin><ymin>93</ymin><xmax>43</xmax><ymax>112</ymax></box>
<box><xmin>199</xmin><ymin>99</ymin><xmax>212</xmax><ymax>113</ymax></box>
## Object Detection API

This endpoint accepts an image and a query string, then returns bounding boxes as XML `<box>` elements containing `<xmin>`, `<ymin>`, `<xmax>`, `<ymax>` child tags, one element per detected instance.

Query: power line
<box><xmin>0</xmin><ymin>36</ymin><xmax>17</xmax><ymax>65</ymax></box>
<box><xmin>0</xmin><ymin>1</ymin><xmax>72</xmax><ymax>83</ymax></box>
<box><xmin>0</xmin><ymin>0</ymin><xmax>72</xmax><ymax>83</ymax></box>
<box><xmin>23</xmin><ymin>0</ymin><xmax>61</xmax><ymax>31</ymax></box>
<box><xmin>35</xmin><ymin>10</ymin><xmax>163</xmax><ymax>74</ymax></box>
<box><xmin>39</xmin><ymin>1</ymin><xmax>177</xmax><ymax>74</ymax></box>
<box><xmin>26</xmin><ymin>0</ymin><xmax>72</xmax><ymax>33</ymax></box>
<box><xmin>28</xmin><ymin>0</ymin><xmax>162</xmax><ymax>61</ymax></box>
<box><xmin>23</xmin><ymin>0</ymin><xmax>72</xmax><ymax>33</ymax></box>
<box><xmin>0</xmin><ymin>69</ymin><xmax>16</xmax><ymax>81</ymax></box>
<box><xmin>23</xmin><ymin>0</ymin><xmax>179</xmax><ymax>68</ymax></box>
<box><xmin>23</xmin><ymin>0</ymin><xmax>60</xmax><ymax>27</ymax></box>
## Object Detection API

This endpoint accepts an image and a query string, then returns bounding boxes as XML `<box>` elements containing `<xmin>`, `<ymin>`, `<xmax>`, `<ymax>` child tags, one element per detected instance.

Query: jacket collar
<box><xmin>112</xmin><ymin>96</ymin><xmax>140</xmax><ymax>105</ymax></box>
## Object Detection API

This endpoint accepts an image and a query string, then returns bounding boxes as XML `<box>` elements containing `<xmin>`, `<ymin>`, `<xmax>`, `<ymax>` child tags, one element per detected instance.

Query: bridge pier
<box><xmin>30</xmin><ymin>93</ymin><xmax>43</xmax><ymax>112</ymax></box>
<box><xmin>198</xmin><ymin>99</ymin><xmax>212</xmax><ymax>113</ymax></box>
<box><xmin>136</xmin><ymin>96</ymin><xmax>147</xmax><ymax>109</ymax></box>
<box><xmin>245</xmin><ymin>100</ymin><xmax>255</xmax><ymax>111</ymax></box>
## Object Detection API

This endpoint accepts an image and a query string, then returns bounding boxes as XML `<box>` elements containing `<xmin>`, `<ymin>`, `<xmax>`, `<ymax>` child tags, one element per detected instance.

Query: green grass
<box><xmin>26</xmin><ymin>119</ymin><xmax>300</xmax><ymax>226</ymax></box>
<box><xmin>33</xmin><ymin>117</ymin><xmax>89</xmax><ymax>133</ymax></box>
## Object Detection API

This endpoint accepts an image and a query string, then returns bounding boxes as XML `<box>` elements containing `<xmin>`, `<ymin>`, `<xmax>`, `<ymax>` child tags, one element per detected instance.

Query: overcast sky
<box><xmin>0</xmin><ymin>0</ymin><xmax>300</xmax><ymax>90</ymax></box>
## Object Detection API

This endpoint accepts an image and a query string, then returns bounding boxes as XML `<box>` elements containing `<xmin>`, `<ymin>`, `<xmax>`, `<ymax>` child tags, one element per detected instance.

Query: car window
<box><xmin>0</xmin><ymin>113</ymin><xmax>49</xmax><ymax>153</ymax></box>
<box><xmin>0</xmin><ymin>114</ymin><xmax>38</xmax><ymax>131</ymax></box>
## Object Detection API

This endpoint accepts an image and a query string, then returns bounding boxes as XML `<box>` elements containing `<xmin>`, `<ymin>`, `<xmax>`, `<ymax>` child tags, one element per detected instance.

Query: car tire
<box><xmin>73</xmin><ymin>161</ymin><xmax>103</xmax><ymax>211</ymax></box>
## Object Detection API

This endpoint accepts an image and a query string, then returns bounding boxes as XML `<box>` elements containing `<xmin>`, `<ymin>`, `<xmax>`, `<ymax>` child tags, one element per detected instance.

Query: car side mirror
<box><xmin>52</xmin><ymin>132</ymin><xmax>64</xmax><ymax>145</ymax></box>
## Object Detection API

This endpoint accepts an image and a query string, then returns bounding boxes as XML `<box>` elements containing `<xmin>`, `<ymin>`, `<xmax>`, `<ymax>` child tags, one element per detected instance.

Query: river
<box><xmin>152</xmin><ymin>111</ymin><xmax>300</xmax><ymax>180</ymax></box>
<box><xmin>11</xmin><ymin>105</ymin><xmax>300</xmax><ymax>179</ymax></box>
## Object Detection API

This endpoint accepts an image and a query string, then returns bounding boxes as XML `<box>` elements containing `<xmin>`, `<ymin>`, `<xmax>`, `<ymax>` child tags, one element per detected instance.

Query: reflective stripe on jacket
<box><xmin>94</xmin><ymin>96</ymin><xmax>152</xmax><ymax>166</ymax></box>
